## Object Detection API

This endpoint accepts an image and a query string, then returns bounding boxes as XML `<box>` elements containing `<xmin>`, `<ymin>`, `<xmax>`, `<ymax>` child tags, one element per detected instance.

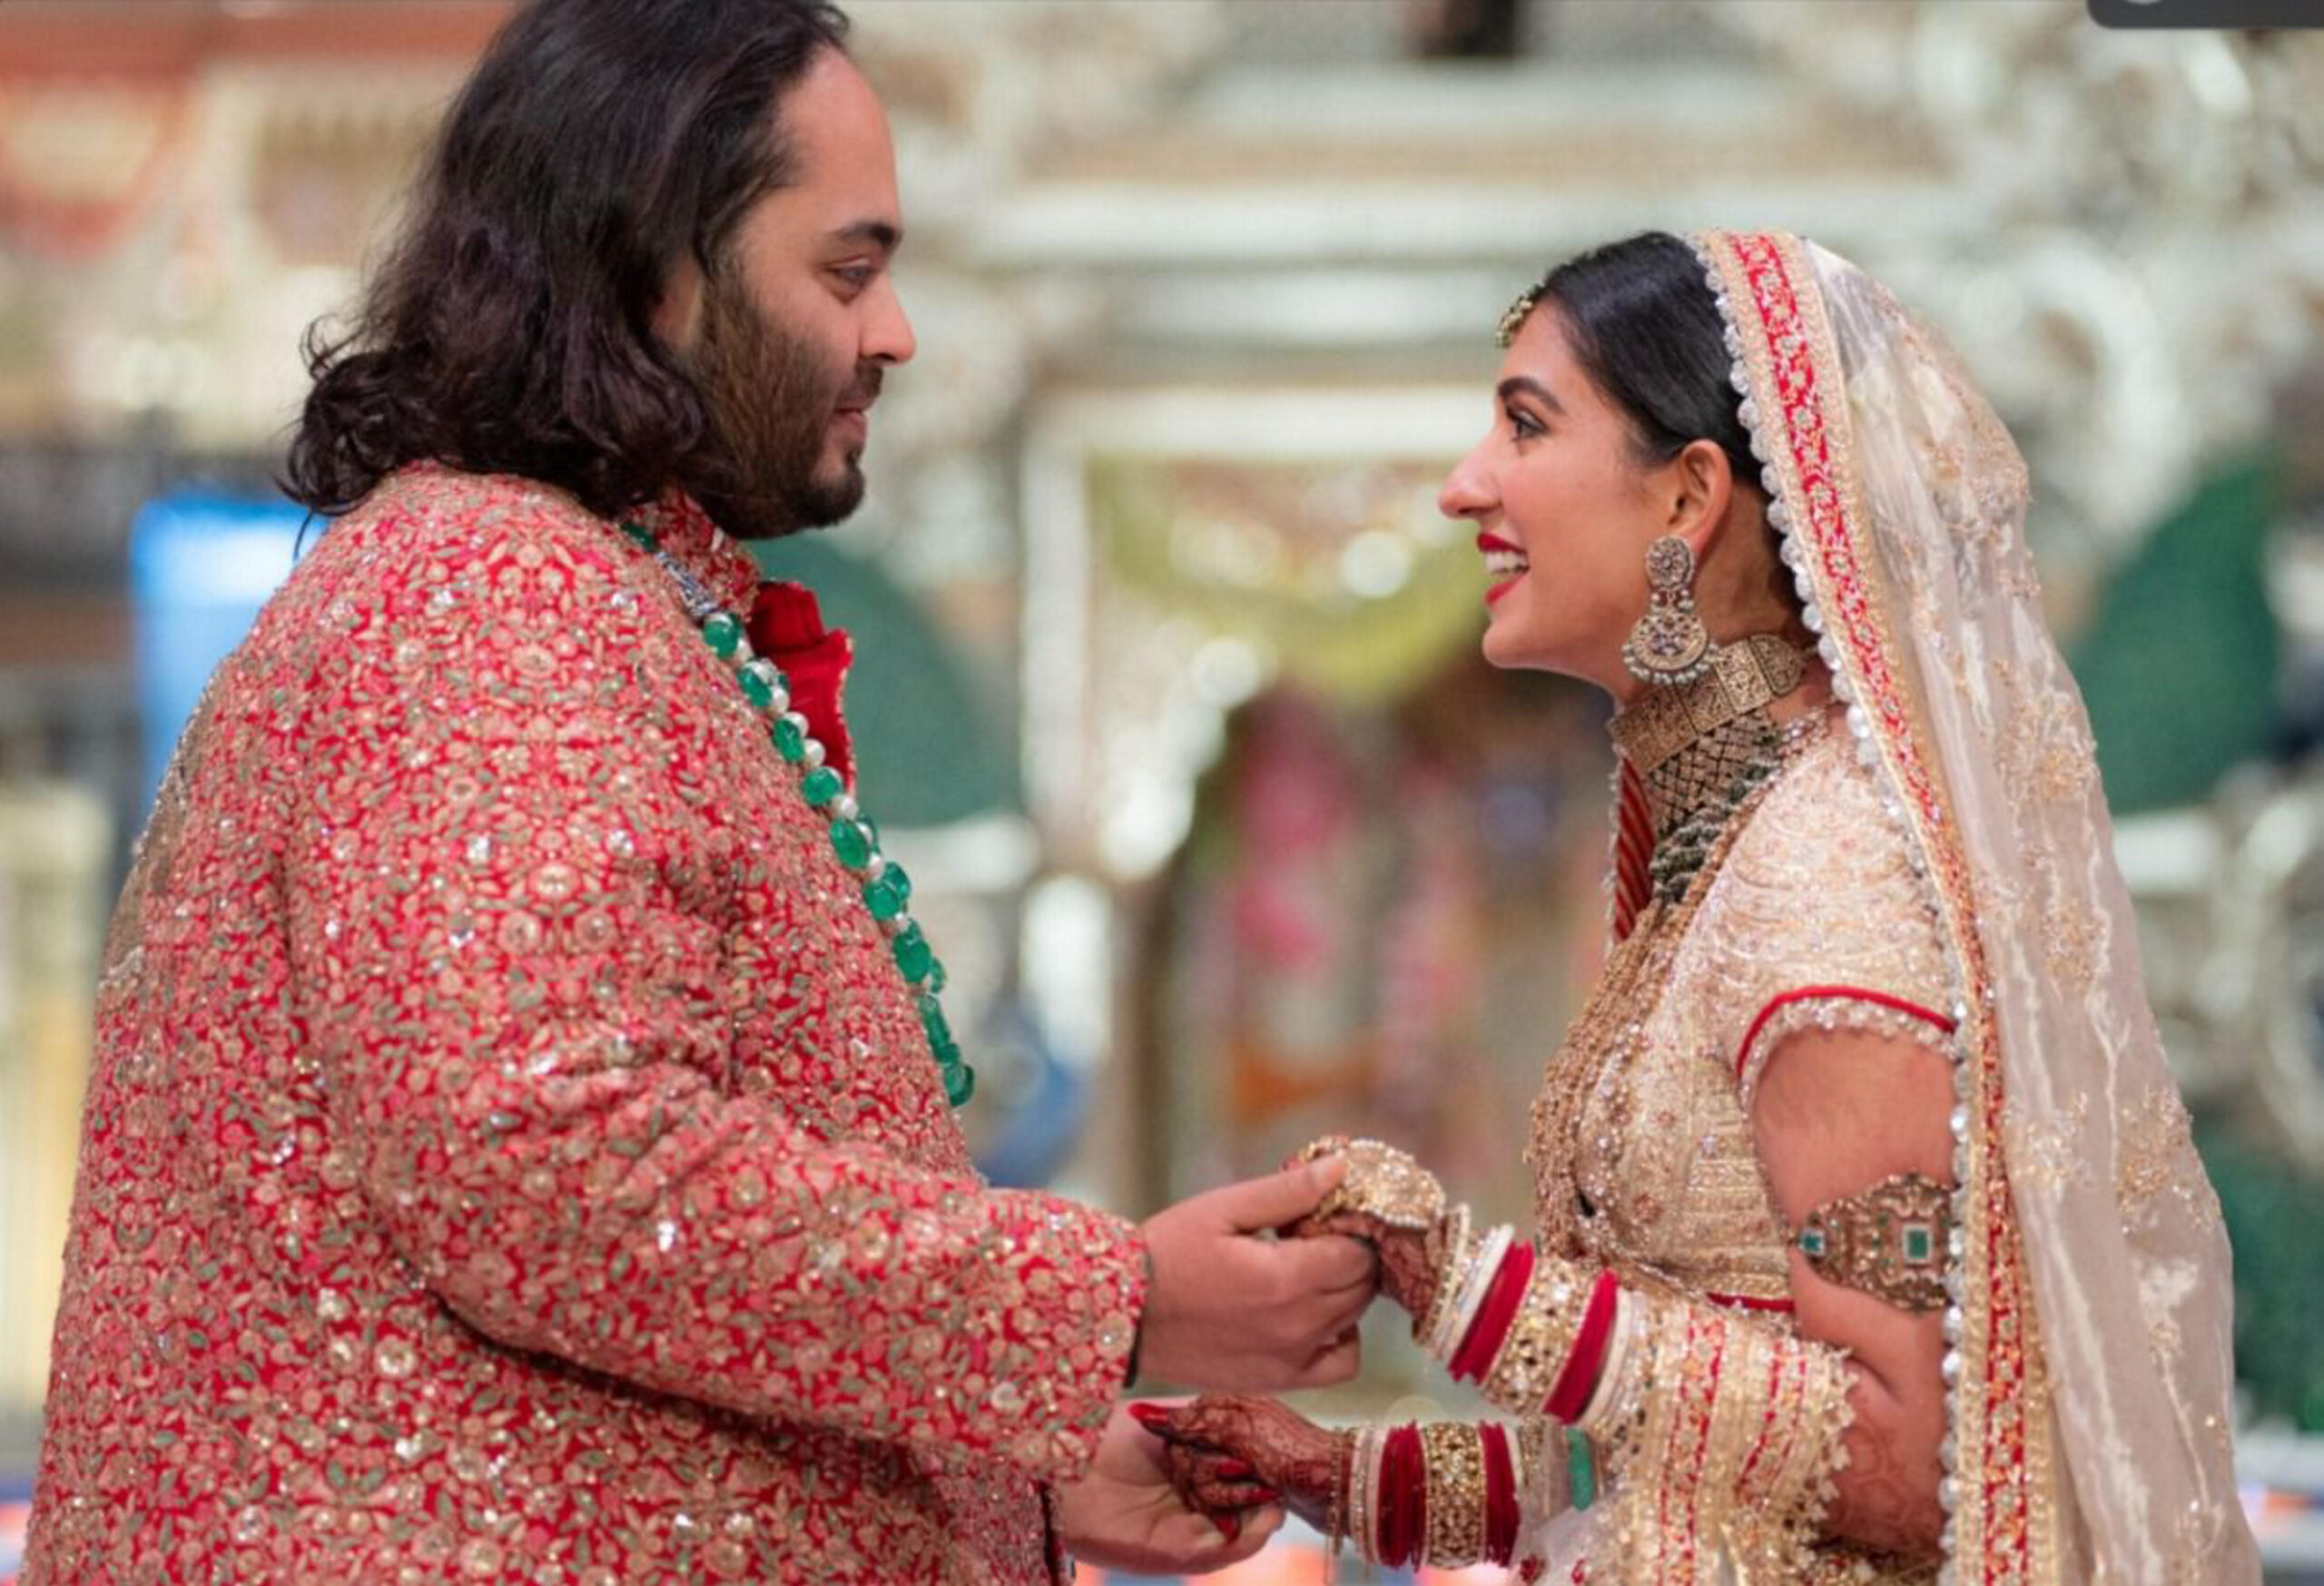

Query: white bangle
<box><xmin>1576</xmin><ymin>1289</ymin><xmax>1636</xmax><ymax>1433</ymax></box>
<box><xmin>1358</xmin><ymin>1423</ymin><xmax>1388</xmax><ymax>1564</ymax></box>
<box><xmin>1520</xmin><ymin>1418</ymin><xmax>1567</xmax><ymax>1516</ymax></box>
<box><xmin>1502</xmin><ymin>1419</ymin><xmax>1525</xmax><ymax>1528</ymax></box>
<box><xmin>1435</xmin><ymin>1223</ymin><xmax>1513</xmax><ymax>1364</ymax></box>
<box><xmin>1421</xmin><ymin>1217</ymin><xmax>1472</xmax><ymax>1358</ymax></box>
<box><xmin>1428</xmin><ymin>1221</ymin><xmax>1504</xmax><ymax>1360</ymax></box>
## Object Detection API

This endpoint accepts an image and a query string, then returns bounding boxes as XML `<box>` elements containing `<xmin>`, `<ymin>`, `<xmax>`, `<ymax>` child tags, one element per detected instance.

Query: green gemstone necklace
<box><xmin>619</xmin><ymin>519</ymin><xmax>974</xmax><ymax>1108</ymax></box>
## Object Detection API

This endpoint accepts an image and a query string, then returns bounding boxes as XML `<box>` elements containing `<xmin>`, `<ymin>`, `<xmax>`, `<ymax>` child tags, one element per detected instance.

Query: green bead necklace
<box><xmin>620</xmin><ymin>520</ymin><xmax>974</xmax><ymax>1108</ymax></box>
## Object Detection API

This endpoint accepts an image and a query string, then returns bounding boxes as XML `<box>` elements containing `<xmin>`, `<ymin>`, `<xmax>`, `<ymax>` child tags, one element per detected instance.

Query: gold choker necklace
<box><xmin>1610</xmin><ymin>635</ymin><xmax>1814</xmax><ymax>901</ymax></box>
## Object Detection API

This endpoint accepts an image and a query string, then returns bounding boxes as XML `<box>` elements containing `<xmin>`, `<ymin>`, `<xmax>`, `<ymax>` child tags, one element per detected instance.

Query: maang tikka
<box><xmin>1622</xmin><ymin>535</ymin><xmax>1715</xmax><ymax>686</ymax></box>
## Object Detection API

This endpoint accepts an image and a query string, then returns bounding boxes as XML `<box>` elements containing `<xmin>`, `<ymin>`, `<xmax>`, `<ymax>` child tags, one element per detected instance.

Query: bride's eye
<box><xmin>1506</xmin><ymin>407</ymin><xmax>1544</xmax><ymax>440</ymax></box>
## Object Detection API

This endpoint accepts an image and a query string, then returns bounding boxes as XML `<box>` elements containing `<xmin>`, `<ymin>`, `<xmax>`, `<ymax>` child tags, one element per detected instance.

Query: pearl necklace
<box><xmin>620</xmin><ymin>520</ymin><xmax>973</xmax><ymax>1108</ymax></box>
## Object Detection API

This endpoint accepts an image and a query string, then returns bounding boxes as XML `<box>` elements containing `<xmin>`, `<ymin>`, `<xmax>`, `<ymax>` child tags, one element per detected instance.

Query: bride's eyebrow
<box><xmin>1496</xmin><ymin>375</ymin><xmax>1563</xmax><ymax>415</ymax></box>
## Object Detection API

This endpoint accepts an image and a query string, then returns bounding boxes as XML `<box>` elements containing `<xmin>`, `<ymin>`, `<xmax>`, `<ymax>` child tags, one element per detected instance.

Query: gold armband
<box><xmin>1794</xmin><ymin>1169</ymin><xmax>1954</xmax><ymax>1313</ymax></box>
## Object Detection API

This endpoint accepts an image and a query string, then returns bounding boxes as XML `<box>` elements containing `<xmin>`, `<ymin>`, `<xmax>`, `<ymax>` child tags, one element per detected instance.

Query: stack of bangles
<box><xmin>1428</xmin><ymin>1218</ymin><xmax>1620</xmax><ymax>1423</ymax></box>
<box><xmin>1334</xmin><ymin>1221</ymin><xmax>1629</xmax><ymax>1570</ymax></box>
<box><xmin>1337</xmin><ymin>1421</ymin><xmax>1525</xmax><ymax>1571</ymax></box>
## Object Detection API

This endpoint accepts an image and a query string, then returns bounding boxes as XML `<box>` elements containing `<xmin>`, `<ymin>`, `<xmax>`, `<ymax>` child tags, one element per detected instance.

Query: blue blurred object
<box><xmin>129</xmin><ymin>490</ymin><xmax>306</xmax><ymax>813</ymax></box>
<box><xmin>971</xmin><ymin>1001</ymin><xmax>1092</xmax><ymax>1189</ymax></box>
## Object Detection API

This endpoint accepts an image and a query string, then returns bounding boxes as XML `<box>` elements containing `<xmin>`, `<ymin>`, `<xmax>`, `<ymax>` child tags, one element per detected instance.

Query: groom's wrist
<box><xmin>1123</xmin><ymin>1248</ymin><xmax>1153</xmax><ymax>1388</ymax></box>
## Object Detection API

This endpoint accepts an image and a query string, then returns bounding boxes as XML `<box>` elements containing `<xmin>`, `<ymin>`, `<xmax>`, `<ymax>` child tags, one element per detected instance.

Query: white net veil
<box><xmin>1697</xmin><ymin>230</ymin><xmax>2252</xmax><ymax>1584</ymax></box>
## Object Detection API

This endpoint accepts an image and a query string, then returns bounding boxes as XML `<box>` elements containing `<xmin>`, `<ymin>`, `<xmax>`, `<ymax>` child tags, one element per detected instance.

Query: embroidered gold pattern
<box><xmin>27</xmin><ymin>466</ymin><xmax>1147</xmax><ymax>1584</ymax></box>
<box><xmin>1585</xmin><ymin>1286</ymin><xmax>1858</xmax><ymax>1582</ymax></box>
<box><xmin>1420</xmin><ymin>1421</ymin><xmax>1489</xmax><ymax>1568</ymax></box>
<box><xmin>2114</xmin><ymin>1086</ymin><xmax>2221</xmax><ymax>1235</ymax></box>
<box><xmin>2007</xmin><ymin>1092</ymin><xmax>2093</xmax><ymax>1198</ymax></box>
<box><xmin>1531</xmin><ymin>716</ymin><xmax>1963</xmax><ymax>1326</ymax></box>
<box><xmin>1705</xmin><ymin>228</ymin><xmax>2059</xmax><ymax>1586</ymax></box>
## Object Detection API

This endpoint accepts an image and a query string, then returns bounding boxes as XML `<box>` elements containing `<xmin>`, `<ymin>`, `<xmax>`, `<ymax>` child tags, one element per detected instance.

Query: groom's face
<box><xmin>666</xmin><ymin>47</ymin><xmax>916</xmax><ymax>539</ymax></box>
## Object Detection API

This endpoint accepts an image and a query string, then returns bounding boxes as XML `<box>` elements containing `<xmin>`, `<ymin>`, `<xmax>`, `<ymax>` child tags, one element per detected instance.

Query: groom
<box><xmin>24</xmin><ymin>2</ymin><xmax>1372</xmax><ymax>1581</ymax></box>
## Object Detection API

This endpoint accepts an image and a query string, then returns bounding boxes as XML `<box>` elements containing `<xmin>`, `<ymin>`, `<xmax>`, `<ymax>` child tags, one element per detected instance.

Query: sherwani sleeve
<box><xmin>279</xmin><ymin>503</ymin><xmax>1145</xmax><ymax>1483</ymax></box>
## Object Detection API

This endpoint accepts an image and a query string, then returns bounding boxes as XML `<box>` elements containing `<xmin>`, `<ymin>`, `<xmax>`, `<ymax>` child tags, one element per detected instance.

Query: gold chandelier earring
<box><xmin>1621</xmin><ymin>535</ymin><xmax>1716</xmax><ymax>687</ymax></box>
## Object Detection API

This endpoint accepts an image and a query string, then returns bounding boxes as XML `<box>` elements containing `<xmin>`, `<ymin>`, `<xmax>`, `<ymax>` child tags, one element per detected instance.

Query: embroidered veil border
<box><xmin>1686</xmin><ymin>231</ymin><xmax>2251</xmax><ymax>1586</ymax></box>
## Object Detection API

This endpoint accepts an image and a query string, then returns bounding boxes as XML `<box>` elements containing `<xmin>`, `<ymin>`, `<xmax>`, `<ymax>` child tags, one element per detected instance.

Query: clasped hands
<box><xmin>1054</xmin><ymin>1146</ymin><xmax>1391</xmax><ymax>1573</ymax></box>
<box><xmin>1099</xmin><ymin>1138</ymin><xmax>1455</xmax><ymax>1560</ymax></box>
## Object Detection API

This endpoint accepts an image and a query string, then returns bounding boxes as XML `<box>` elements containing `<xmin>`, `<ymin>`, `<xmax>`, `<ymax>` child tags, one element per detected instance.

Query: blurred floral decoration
<box><xmin>1694</xmin><ymin>4</ymin><xmax>2324</xmax><ymax>583</ymax></box>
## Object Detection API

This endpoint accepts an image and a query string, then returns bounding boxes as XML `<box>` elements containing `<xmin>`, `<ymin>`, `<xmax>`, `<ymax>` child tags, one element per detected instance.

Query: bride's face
<box><xmin>1438</xmin><ymin>306</ymin><xmax>1672</xmax><ymax>694</ymax></box>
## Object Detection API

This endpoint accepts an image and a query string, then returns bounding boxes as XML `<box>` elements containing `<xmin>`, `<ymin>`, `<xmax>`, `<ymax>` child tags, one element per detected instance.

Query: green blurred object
<box><xmin>2070</xmin><ymin>455</ymin><xmax>2282</xmax><ymax>816</ymax></box>
<box><xmin>2198</xmin><ymin>1121</ymin><xmax>2324</xmax><ymax>1431</ymax></box>
<box><xmin>753</xmin><ymin>537</ymin><xmax>1019</xmax><ymax>824</ymax></box>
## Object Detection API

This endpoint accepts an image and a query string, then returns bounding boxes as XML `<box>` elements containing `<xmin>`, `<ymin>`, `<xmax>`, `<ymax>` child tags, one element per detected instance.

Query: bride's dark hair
<box><xmin>1529</xmin><ymin>231</ymin><xmax>1760</xmax><ymax>495</ymax></box>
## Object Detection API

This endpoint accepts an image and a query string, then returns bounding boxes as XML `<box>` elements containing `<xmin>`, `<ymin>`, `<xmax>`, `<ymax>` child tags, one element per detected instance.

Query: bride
<box><xmin>1140</xmin><ymin>231</ymin><xmax>2254</xmax><ymax>1584</ymax></box>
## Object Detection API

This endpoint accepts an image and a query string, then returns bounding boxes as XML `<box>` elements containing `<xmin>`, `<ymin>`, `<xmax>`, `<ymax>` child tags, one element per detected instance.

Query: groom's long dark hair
<box><xmin>283</xmin><ymin>0</ymin><xmax>849</xmax><ymax>521</ymax></box>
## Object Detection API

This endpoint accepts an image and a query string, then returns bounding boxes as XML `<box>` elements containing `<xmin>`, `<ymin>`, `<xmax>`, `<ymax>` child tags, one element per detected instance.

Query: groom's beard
<box><xmin>684</xmin><ymin>275</ymin><xmax>872</xmax><ymax>540</ymax></box>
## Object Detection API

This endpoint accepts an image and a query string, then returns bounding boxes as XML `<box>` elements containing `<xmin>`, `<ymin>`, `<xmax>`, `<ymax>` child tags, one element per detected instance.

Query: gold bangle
<box><xmin>1323</xmin><ymin>1428</ymin><xmax>1356</xmax><ymax>1570</ymax></box>
<box><xmin>1421</xmin><ymin>1422</ymin><xmax>1488</xmax><ymax>1568</ymax></box>
<box><xmin>1481</xmin><ymin>1258</ymin><xmax>1588</xmax><ymax>1415</ymax></box>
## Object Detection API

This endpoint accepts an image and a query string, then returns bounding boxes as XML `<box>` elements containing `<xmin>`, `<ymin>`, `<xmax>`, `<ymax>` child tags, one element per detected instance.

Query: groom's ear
<box><xmin>653</xmin><ymin>251</ymin><xmax>707</xmax><ymax>357</ymax></box>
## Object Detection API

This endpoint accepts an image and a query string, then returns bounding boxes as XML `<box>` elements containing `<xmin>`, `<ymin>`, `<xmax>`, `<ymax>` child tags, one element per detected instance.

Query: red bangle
<box><xmin>1377</xmin><ymin>1426</ymin><xmax>1404</xmax><ymax>1568</ymax></box>
<box><xmin>1450</xmin><ymin>1238</ymin><xmax>1534</xmax><ymax>1383</ymax></box>
<box><xmin>1402</xmin><ymin>1423</ymin><xmax>1428</xmax><ymax>1570</ymax></box>
<box><xmin>1383</xmin><ymin>1423</ymin><xmax>1423</xmax><ymax>1568</ymax></box>
<box><xmin>1480</xmin><ymin>1422</ymin><xmax>1520</xmax><ymax>1566</ymax></box>
<box><xmin>1544</xmin><ymin>1268</ymin><xmax>1620</xmax><ymax>1423</ymax></box>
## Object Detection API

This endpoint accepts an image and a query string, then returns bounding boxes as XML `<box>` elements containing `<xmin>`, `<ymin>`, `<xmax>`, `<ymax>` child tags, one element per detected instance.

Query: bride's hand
<box><xmin>1136</xmin><ymin>1395</ymin><xmax>1348</xmax><ymax>1534</ymax></box>
<box><xmin>1054</xmin><ymin>1405</ymin><xmax>1284</xmax><ymax>1572</ymax></box>
<box><xmin>1285</xmin><ymin>1206</ymin><xmax>1441</xmax><ymax>1321</ymax></box>
<box><xmin>1275</xmin><ymin>1137</ymin><xmax>1449</xmax><ymax>1323</ymax></box>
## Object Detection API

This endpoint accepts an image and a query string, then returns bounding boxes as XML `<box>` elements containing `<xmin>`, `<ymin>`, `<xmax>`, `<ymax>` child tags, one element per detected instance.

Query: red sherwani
<box><xmin>27</xmin><ymin>464</ymin><xmax>1147</xmax><ymax>1583</ymax></box>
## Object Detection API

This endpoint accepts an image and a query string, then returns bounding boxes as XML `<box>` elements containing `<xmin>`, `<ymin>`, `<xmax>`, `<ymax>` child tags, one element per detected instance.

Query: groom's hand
<box><xmin>1136</xmin><ymin>1156</ymin><xmax>1376</xmax><ymax>1391</ymax></box>
<box><xmin>1054</xmin><ymin>1406</ymin><xmax>1283</xmax><ymax>1575</ymax></box>
<box><xmin>1288</xmin><ymin>1205</ymin><xmax>1443</xmax><ymax>1323</ymax></box>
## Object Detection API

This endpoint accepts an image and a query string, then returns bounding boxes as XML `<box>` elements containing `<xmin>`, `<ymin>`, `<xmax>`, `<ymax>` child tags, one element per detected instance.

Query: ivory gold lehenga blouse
<box><xmin>1521</xmin><ymin>702</ymin><xmax>1954</xmax><ymax>1583</ymax></box>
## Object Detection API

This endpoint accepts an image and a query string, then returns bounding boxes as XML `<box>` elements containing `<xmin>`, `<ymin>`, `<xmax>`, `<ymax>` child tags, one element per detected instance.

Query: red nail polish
<box><xmin>1252</xmin><ymin>1488</ymin><xmax>1281</xmax><ymax>1503</ymax></box>
<box><xmin>1217</xmin><ymin>1513</ymin><xmax>1240</xmax><ymax>1543</ymax></box>
<box><xmin>1217</xmin><ymin>1459</ymin><xmax>1253</xmax><ymax>1478</ymax></box>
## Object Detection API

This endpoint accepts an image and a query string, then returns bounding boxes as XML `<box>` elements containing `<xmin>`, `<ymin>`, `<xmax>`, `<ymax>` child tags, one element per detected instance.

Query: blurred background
<box><xmin>1</xmin><ymin>0</ymin><xmax>2321</xmax><ymax>1580</ymax></box>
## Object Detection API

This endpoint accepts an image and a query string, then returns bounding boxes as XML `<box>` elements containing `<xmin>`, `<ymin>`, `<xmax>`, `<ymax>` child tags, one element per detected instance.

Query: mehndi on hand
<box><xmin>1136</xmin><ymin>1395</ymin><xmax>1349</xmax><ymax>1536</ymax></box>
<box><xmin>1279</xmin><ymin>1135</ymin><xmax>1452</xmax><ymax>1322</ymax></box>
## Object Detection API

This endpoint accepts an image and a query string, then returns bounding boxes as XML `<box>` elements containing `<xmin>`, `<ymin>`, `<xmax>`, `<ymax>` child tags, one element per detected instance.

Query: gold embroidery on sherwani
<box><xmin>30</xmin><ymin>466</ymin><xmax>1147</xmax><ymax>1586</ymax></box>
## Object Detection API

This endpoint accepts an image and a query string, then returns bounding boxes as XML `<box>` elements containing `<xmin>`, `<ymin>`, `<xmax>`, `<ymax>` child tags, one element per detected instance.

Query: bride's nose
<box><xmin>1438</xmin><ymin>446</ymin><xmax>1496</xmax><ymax>521</ymax></box>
